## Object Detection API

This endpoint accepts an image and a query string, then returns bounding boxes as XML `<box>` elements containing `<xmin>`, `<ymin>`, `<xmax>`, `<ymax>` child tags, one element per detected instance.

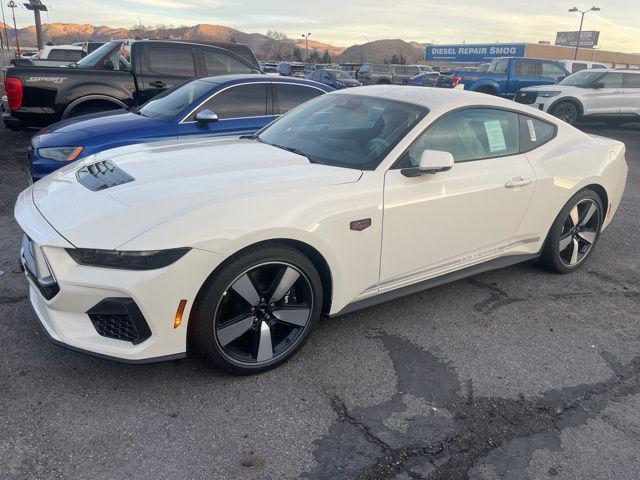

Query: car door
<box><xmin>177</xmin><ymin>82</ymin><xmax>271</xmax><ymax>138</ymax></box>
<box><xmin>510</xmin><ymin>60</ymin><xmax>543</xmax><ymax>95</ymax></box>
<box><xmin>622</xmin><ymin>73</ymin><xmax>640</xmax><ymax>116</ymax></box>
<box><xmin>583</xmin><ymin>72</ymin><xmax>625</xmax><ymax>115</ymax></box>
<box><xmin>137</xmin><ymin>46</ymin><xmax>198</xmax><ymax>104</ymax></box>
<box><xmin>380</xmin><ymin>108</ymin><xmax>536</xmax><ymax>289</ymax></box>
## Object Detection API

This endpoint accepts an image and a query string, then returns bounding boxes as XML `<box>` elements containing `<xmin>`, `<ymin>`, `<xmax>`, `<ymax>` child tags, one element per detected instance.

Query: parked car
<box><xmin>406</xmin><ymin>72</ymin><xmax>455</xmax><ymax>88</ymax></box>
<box><xmin>409</xmin><ymin>65</ymin><xmax>436</xmax><ymax>73</ymax></box>
<box><xmin>451</xmin><ymin>57</ymin><xmax>569</xmax><ymax>98</ymax></box>
<box><xmin>259</xmin><ymin>61</ymin><xmax>279</xmax><ymax>74</ymax></box>
<box><xmin>276</xmin><ymin>62</ymin><xmax>306</xmax><ymax>77</ymax></box>
<box><xmin>2</xmin><ymin>39</ymin><xmax>260</xmax><ymax>131</ymax></box>
<box><xmin>357</xmin><ymin>64</ymin><xmax>422</xmax><ymax>85</ymax></box>
<box><xmin>11</xmin><ymin>42</ymin><xmax>108</xmax><ymax>68</ymax></box>
<box><xmin>515</xmin><ymin>69</ymin><xmax>640</xmax><ymax>126</ymax></box>
<box><xmin>28</xmin><ymin>75</ymin><xmax>332</xmax><ymax>181</ymax></box>
<box><xmin>15</xmin><ymin>86</ymin><xmax>627</xmax><ymax>373</ymax></box>
<box><xmin>556</xmin><ymin>60</ymin><xmax>609</xmax><ymax>74</ymax></box>
<box><xmin>307</xmin><ymin>69</ymin><xmax>361</xmax><ymax>89</ymax></box>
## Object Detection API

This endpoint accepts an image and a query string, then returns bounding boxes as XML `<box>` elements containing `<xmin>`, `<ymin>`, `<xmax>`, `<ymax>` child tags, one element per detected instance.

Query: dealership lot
<box><xmin>0</xmin><ymin>122</ymin><xmax>639</xmax><ymax>479</ymax></box>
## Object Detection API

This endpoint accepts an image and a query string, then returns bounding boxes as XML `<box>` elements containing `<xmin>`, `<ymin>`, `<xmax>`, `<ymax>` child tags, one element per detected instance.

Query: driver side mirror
<box><xmin>592</xmin><ymin>82</ymin><xmax>605</xmax><ymax>89</ymax></box>
<box><xmin>103</xmin><ymin>59</ymin><xmax>114</xmax><ymax>70</ymax></box>
<box><xmin>195</xmin><ymin>109</ymin><xmax>218</xmax><ymax>123</ymax></box>
<box><xmin>401</xmin><ymin>150</ymin><xmax>454</xmax><ymax>177</ymax></box>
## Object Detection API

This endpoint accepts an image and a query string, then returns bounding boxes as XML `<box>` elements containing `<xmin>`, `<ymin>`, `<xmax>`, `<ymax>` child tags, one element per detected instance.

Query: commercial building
<box><xmin>425</xmin><ymin>43</ymin><xmax>640</xmax><ymax>69</ymax></box>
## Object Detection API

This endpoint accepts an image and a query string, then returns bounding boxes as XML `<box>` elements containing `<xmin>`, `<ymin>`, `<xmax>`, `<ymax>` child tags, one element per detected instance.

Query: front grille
<box><xmin>87</xmin><ymin>298</ymin><xmax>151</xmax><ymax>345</ymax></box>
<box><xmin>515</xmin><ymin>90</ymin><xmax>538</xmax><ymax>105</ymax></box>
<box><xmin>76</xmin><ymin>160</ymin><xmax>134</xmax><ymax>192</ymax></box>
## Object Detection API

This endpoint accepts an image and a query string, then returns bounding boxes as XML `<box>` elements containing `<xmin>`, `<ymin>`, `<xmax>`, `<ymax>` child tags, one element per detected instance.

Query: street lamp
<box><xmin>302</xmin><ymin>32</ymin><xmax>311</xmax><ymax>62</ymax></box>
<box><xmin>568</xmin><ymin>5</ymin><xmax>600</xmax><ymax>60</ymax></box>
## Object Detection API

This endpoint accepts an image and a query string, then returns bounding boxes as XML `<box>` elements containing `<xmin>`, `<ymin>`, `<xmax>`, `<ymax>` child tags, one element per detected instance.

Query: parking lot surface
<box><xmin>1</xmin><ymin>123</ymin><xmax>639</xmax><ymax>480</ymax></box>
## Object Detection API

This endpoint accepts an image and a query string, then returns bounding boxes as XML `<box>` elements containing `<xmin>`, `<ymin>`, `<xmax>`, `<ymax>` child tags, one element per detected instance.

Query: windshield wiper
<box><xmin>264</xmin><ymin>141</ymin><xmax>318</xmax><ymax>164</ymax></box>
<box><xmin>239</xmin><ymin>134</ymin><xmax>257</xmax><ymax>140</ymax></box>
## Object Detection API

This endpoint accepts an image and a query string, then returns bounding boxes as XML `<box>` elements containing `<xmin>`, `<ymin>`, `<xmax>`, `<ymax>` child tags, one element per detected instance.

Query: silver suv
<box><xmin>357</xmin><ymin>64</ymin><xmax>422</xmax><ymax>85</ymax></box>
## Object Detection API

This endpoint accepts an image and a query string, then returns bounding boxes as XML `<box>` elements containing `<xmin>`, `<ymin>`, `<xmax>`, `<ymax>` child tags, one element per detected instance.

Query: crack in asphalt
<box><xmin>0</xmin><ymin>295</ymin><xmax>27</xmax><ymax>306</ymax></box>
<box><xmin>312</xmin><ymin>334</ymin><xmax>640</xmax><ymax>480</ymax></box>
<box><xmin>466</xmin><ymin>278</ymin><xmax>639</xmax><ymax>315</ymax></box>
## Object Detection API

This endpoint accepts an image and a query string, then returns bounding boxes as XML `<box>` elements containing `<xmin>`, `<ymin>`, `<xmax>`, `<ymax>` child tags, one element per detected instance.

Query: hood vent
<box><xmin>76</xmin><ymin>160</ymin><xmax>134</xmax><ymax>191</ymax></box>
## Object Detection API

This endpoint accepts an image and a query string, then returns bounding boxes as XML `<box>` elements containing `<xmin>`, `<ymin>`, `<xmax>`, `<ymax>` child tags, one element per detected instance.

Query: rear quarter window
<box><xmin>519</xmin><ymin>115</ymin><xmax>556</xmax><ymax>152</ymax></box>
<box><xmin>147</xmin><ymin>47</ymin><xmax>195</xmax><ymax>76</ymax></box>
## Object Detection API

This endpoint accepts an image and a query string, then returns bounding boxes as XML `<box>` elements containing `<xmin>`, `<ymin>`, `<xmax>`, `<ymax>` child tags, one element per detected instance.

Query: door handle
<box><xmin>505</xmin><ymin>177</ymin><xmax>532</xmax><ymax>188</ymax></box>
<box><xmin>148</xmin><ymin>80</ymin><xmax>166</xmax><ymax>88</ymax></box>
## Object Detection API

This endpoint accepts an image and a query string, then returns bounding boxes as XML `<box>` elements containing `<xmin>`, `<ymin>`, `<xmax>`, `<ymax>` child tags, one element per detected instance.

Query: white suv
<box><xmin>515</xmin><ymin>69</ymin><xmax>640</xmax><ymax>126</ymax></box>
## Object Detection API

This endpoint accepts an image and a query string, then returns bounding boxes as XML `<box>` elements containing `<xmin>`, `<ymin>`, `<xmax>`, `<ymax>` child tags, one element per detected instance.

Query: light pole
<box><xmin>568</xmin><ymin>5</ymin><xmax>600</xmax><ymax>60</ymax></box>
<box><xmin>302</xmin><ymin>32</ymin><xmax>311</xmax><ymax>62</ymax></box>
<box><xmin>7</xmin><ymin>0</ymin><xmax>20</xmax><ymax>57</ymax></box>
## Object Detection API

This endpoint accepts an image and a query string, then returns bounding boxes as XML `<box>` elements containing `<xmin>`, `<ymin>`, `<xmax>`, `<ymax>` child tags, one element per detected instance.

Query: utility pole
<box><xmin>568</xmin><ymin>5</ymin><xmax>600</xmax><ymax>60</ymax></box>
<box><xmin>302</xmin><ymin>32</ymin><xmax>311</xmax><ymax>62</ymax></box>
<box><xmin>24</xmin><ymin>0</ymin><xmax>47</xmax><ymax>50</ymax></box>
<box><xmin>7</xmin><ymin>0</ymin><xmax>19</xmax><ymax>57</ymax></box>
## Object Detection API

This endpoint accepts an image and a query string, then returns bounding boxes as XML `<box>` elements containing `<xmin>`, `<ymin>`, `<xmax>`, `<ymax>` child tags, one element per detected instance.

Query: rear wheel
<box><xmin>550</xmin><ymin>101</ymin><xmax>580</xmax><ymax>125</ymax></box>
<box><xmin>541</xmin><ymin>189</ymin><xmax>603</xmax><ymax>274</ymax></box>
<box><xmin>190</xmin><ymin>244</ymin><xmax>323</xmax><ymax>374</ymax></box>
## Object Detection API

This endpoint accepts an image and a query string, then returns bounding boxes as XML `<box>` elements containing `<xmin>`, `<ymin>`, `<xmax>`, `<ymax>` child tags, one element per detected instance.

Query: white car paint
<box><xmin>519</xmin><ymin>69</ymin><xmax>640</xmax><ymax>119</ymax></box>
<box><xmin>15</xmin><ymin>86</ymin><xmax>628</xmax><ymax>363</ymax></box>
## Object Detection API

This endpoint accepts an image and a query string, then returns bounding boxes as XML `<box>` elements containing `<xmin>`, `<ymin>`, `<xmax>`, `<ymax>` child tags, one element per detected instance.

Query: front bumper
<box><xmin>15</xmin><ymin>188</ymin><xmax>226</xmax><ymax>363</ymax></box>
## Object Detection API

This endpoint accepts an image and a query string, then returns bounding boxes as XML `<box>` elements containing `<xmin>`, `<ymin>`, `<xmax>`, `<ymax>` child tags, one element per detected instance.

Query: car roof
<box><xmin>196</xmin><ymin>74</ymin><xmax>332</xmax><ymax>89</ymax></box>
<box><xmin>334</xmin><ymin>85</ymin><xmax>526</xmax><ymax>111</ymax></box>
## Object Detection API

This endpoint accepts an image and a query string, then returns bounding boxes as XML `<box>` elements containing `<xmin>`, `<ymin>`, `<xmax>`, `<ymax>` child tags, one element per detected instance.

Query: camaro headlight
<box><xmin>536</xmin><ymin>91</ymin><xmax>561</xmax><ymax>98</ymax></box>
<box><xmin>38</xmin><ymin>146</ymin><xmax>84</xmax><ymax>162</ymax></box>
<box><xmin>66</xmin><ymin>248</ymin><xmax>190</xmax><ymax>270</ymax></box>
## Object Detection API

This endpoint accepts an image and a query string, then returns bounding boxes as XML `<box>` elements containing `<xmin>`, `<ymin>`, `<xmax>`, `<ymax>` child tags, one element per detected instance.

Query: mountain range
<box><xmin>0</xmin><ymin>22</ymin><xmax>426</xmax><ymax>64</ymax></box>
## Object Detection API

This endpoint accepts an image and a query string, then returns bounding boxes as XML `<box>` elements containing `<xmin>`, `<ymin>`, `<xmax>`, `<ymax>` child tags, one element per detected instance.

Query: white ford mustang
<box><xmin>15</xmin><ymin>86</ymin><xmax>628</xmax><ymax>374</ymax></box>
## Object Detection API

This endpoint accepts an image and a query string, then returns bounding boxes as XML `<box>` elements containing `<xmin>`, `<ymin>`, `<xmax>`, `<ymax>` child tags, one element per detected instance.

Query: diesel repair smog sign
<box><xmin>425</xmin><ymin>44</ymin><xmax>527</xmax><ymax>63</ymax></box>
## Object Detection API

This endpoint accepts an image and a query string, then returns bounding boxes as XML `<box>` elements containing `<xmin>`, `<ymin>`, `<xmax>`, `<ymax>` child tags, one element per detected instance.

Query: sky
<box><xmin>4</xmin><ymin>0</ymin><xmax>640</xmax><ymax>52</ymax></box>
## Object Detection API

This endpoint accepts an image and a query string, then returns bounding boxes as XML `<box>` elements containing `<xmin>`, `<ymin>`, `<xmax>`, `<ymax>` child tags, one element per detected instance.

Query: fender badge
<box><xmin>350</xmin><ymin>218</ymin><xmax>372</xmax><ymax>231</ymax></box>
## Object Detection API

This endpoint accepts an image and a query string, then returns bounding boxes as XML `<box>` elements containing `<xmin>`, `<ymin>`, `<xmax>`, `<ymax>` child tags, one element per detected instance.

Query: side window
<box><xmin>403</xmin><ymin>108</ymin><xmax>520</xmax><ymax>165</ymax></box>
<box><xmin>198</xmin><ymin>84</ymin><xmax>267</xmax><ymax>119</ymax></box>
<box><xmin>519</xmin><ymin>115</ymin><xmax>556</xmax><ymax>152</ymax></box>
<box><xmin>571</xmin><ymin>63</ymin><xmax>587</xmax><ymax>73</ymax></box>
<box><xmin>599</xmin><ymin>73</ymin><xmax>624</xmax><ymax>88</ymax></box>
<box><xmin>593</xmin><ymin>64</ymin><xmax>607</xmax><ymax>69</ymax></box>
<box><xmin>147</xmin><ymin>47</ymin><xmax>195</xmax><ymax>76</ymax></box>
<box><xmin>515</xmin><ymin>60</ymin><xmax>540</xmax><ymax>76</ymax></box>
<box><xmin>624</xmin><ymin>74</ymin><xmax>640</xmax><ymax>88</ymax></box>
<box><xmin>542</xmin><ymin>62</ymin><xmax>567</xmax><ymax>80</ymax></box>
<box><xmin>273</xmin><ymin>84</ymin><xmax>323</xmax><ymax>115</ymax></box>
<box><xmin>202</xmin><ymin>50</ymin><xmax>254</xmax><ymax>75</ymax></box>
<box><xmin>489</xmin><ymin>60</ymin><xmax>508</xmax><ymax>74</ymax></box>
<box><xmin>310</xmin><ymin>71</ymin><xmax>321</xmax><ymax>81</ymax></box>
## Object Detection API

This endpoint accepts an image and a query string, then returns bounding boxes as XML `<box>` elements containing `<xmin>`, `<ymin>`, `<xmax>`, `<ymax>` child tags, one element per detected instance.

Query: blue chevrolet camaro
<box><xmin>28</xmin><ymin>74</ymin><xmax>333</xmax><ymax>182</ymax></box>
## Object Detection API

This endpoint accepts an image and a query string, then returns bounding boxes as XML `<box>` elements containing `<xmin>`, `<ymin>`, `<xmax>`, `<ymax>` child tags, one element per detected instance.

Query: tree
<box><xmin>308</xmin><ymin>50</ymin><xmax>321</xmax><ymax>64</ymax></box>
<box><xmin>389</xmin><ymin>54</ymin><xmax>400</xmax><ymax>65</ymax></box>
<box><xmin>399</xmin><ymin>54</ymin><xmax>406</xmax><ymax>65</ymax></box>
<box><xmin>292</xmin><ymin>47</ymin><xmax>303</xmax><ymax>62</ymax></box>
<box><xmin>266</xmin><ymin>30</ymin><xmax>288</xmax><ymax>60</ymax></box>
<box><xmin>322</xmin><ymin>50</ymin><xmax>331</xmax><ymax>64</ymax></box>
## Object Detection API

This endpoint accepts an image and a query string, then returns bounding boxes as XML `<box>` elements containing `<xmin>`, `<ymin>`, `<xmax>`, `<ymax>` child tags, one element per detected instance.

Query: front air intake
<box><xmin>76</xmin><ymin>160</ymin><xmax>134</xmax><ymax>191</ymax></box>
<box><xmin>87</xmin><ymin>298</ymin><xmax>151</xmax><ymax>345</ymax></box>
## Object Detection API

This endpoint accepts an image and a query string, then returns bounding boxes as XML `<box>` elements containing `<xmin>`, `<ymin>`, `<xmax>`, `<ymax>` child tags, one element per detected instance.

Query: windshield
<box><xmin>330</xmin><ymin>70</ymin><xmax>353</xmax><ymax>80</ymax></box>
<box><xmin>559</xmin><ymin>70</ymin><xmax>604</xmax><ymax>87</ymax></box>
<box><xmin>138</xmin><ymin>79</ymin><xmax>213</xmax><ymax>121</ymax></box>
<box><xmin>258</xmin><ymin>94</ymin><xmax>427</xmax><ymax>170</ymax></box>
<box><xmin>76</xmin><ymin>41</ymin><xmax>122</xmax><ymax>68</ymax></box>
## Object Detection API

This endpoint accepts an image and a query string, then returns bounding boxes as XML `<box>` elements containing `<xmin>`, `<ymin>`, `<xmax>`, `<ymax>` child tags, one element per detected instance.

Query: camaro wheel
<box><xmin>541</xmin><ymin>190</ymin><xmax>603</xmax><ymax>274</ymax></box>
<box><xmin>190</xmin><ymin>244</ymin><xmax>323</xmax><ymax>374</ymax></box>
<box><xmin>550</xmin><ymin>101</ymin><xmax>580</xmax><ymax>125</ymax></box>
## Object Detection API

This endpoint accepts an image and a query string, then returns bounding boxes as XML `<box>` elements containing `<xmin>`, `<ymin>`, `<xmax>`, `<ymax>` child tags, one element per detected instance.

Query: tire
<box><xmin>550</xmin><ymin>101</ymin><xmax>581</xmax><ymax>125</ymax></box>
<box><xmin>189</xmin><ymin>243</ymin><xmax>323</xmax><ymax>375</ymax></box>
<box><xmin>540</xmin><ymin>189</ymin><xmax>604</xmax><ymax>274</ymax></box>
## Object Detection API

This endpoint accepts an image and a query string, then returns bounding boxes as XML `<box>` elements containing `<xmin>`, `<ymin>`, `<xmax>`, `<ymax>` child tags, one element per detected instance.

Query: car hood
<box><xmin>31</xmin><ymin>138</ymin><xmax>363</xmax><ymax>249</ymax></box>
<box><xmin>520</xmin><ymin>84</ymin><xmax>575</xmax><ymax>93</ymax></box>
<box><xmin>32</xmin><ymin>111</ymin><xmax>172</xmax><ymax>149</ymax></box>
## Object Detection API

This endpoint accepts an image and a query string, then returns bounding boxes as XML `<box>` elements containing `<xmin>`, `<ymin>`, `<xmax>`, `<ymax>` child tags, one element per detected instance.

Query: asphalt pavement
<box><xmin>0</xmin><ymin>122</ymin><xmax>639</xmax><ymax>480</ymax></box>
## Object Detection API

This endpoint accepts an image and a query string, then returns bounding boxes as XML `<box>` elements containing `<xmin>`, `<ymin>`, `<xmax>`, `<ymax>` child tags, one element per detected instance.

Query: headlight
<box><xmin>38</xmin><ymin>146</ymin><xmax>84</xmax><ymax>161</ymax></box>
<box><xmin>66</xmin><ymin>248</ymin><xmax>190</xmax><ymax>270</ymax></box>
<box><xmin>536</xmin><ymin>91</ymin><xmax>561</xmax><ymax>98</ymax></box>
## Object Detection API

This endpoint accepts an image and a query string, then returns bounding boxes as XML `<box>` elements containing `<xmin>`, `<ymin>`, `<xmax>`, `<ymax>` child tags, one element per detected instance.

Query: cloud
<box><xmin>131</xmin><ymin>0</ymin><xmax>196</xmax><ymax>8</ymax></box>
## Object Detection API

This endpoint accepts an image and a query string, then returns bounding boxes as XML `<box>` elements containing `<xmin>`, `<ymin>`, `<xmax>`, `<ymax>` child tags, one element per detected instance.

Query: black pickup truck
<box><xmin>2</xmin><ymin>39</ymin><xmax>260</xmax><ymax>131</ymax></box>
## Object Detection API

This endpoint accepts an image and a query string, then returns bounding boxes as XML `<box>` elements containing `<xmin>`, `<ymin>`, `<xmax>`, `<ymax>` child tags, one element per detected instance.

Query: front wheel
<box><xmin>550</xmin><ymin>101</ymin><xmax>580</xmax><ymax>125</ymax></box>
<box><xmin>189</xmin><ymin>244</ymin><xmax>323</xmax><ymax>374</ymax></box>
<box><xmin>541</xmin><ymin>189</ymin><xmax>603</xmax><ymax>274</ymax></box>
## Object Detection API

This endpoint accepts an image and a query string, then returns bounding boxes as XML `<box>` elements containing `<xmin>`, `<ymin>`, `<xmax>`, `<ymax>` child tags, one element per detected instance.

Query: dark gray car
<box><xmin>357</xmin><ymin>64</ymin><xmax>422</xmax><ymax>85</ymax></box>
